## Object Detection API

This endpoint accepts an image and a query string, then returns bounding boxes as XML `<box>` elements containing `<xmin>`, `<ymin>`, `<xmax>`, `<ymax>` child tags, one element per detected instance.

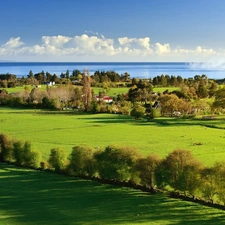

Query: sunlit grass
<box><xmin>4</xmin><ymin>85</ymin><xmax>178</xmax><ymax>96</ymax></box>
<box><xmin>1</xmin><ymin>107</ymin><xmax>225</xmax><ymax>166</ymax></box>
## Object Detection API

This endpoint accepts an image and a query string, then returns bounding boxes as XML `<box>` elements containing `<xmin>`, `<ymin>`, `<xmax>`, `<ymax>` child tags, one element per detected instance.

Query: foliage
<box><xmin>67</xmin><ymin>145</ymin><xmax>94</xmax><ymax>176</ymax></box>
<box><xmin>160</xmin><ymin>149</ymin><xmax>203</xmax><ymax>195</ymax></box>
<box><xmin>130</xmin><ymin>104</ymin><xmax>146</xmax><ymax>119</ymax></box>
<box><xmin>94</xmin><ymin>145</ymin><xmax>140</xmax><ymax>182</ymax></box>
<box><xmin>0</xmin><ymin>135</ymin><xmax>41</xmax><ymax>168</ymax></box>
<box><xmin>0</xmin><ymin>133</ymin><xmax>13</xmax><ymax>162</ymax></box>
<box><xmin>48</xmin><ymin>148</ymin><xmax>66</xmax><ymax>172</ymax></box>
<box><xmin>3</xmin><ymin>131</ymin><xmax>225</xmax><ymax>205</ymax></box>
<box><xmin>149</xmin><ymin>108</ymin><xmax>161</xmax><ymax>119</ymax></box>
<box><xmin>136</xmin><ymin>154</ymin><xmax>160</xmax><ymax>188</ymax></box>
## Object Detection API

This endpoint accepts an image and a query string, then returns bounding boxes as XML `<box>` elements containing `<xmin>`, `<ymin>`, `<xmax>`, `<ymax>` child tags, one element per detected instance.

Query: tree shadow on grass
<box><xmin>1</xmin><ymin>163</ymin><xmax>225</xmax><ymax>225</ymax></box>
<box><xmin>78</xmin><ymin>114</ymin><xmax>135</xmax><ymax>125</ymax></box>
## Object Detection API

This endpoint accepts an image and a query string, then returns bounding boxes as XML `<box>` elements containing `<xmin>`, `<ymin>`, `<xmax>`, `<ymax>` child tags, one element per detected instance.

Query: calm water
<box><xmin>0</xmin><ymin>62</ymin><xmax>225</xmax><ymax>79</ymax></box>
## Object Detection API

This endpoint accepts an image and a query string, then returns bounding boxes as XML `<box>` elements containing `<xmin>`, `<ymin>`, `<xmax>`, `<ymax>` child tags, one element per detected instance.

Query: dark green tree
<box><xmin>94</xmin><ymin>145</ymin><xmax>139</xmax><ymax>182</ymax></box>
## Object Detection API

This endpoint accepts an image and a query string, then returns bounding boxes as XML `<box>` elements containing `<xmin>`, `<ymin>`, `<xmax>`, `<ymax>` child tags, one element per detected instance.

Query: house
<box><xmin>95</xmin><ymin>95</ymin><xmax>113</xmax><ymax>103</ymax></box>
<box><xmin>44</xmin><ymin>82</ymin><xmax>55</xmax><ymax>86</ymax></box>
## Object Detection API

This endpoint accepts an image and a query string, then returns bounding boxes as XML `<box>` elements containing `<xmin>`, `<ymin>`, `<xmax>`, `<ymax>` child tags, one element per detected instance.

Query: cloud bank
<box><xmin>0</xmin><ymin>34</ymin><xmax>222</xmax><ymax>62</ymax></box>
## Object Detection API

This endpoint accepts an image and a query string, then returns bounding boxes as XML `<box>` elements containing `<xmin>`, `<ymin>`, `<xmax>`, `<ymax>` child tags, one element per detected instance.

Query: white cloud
<box><xmin>2</xmin><ymin>37</ymin><xmax>24</xmax><ymax>48</ymax></box>
<box><xmin>155</xmin><ymin>43</ymin><xmax>171</xmax><ymax>55</ymax></box>
<box><xmin>0</xmin><ymin>34</ymin><xmax>223</xmax><ymax>61</ymax></box>
<box><xmin>118</xmin><ymin>37</ymin><xmax>151</xmax><ymax>50</ymax></box>
<box><xmin>42</xmin><ymin>35</ymin><xmax>72</xmax><ymax>48</ymax></box>
<box><xmin>73</xmin><ymin>34</ymin><xmax>115</xmax><ymax>54</ymax></box>
<box><xmin>194</xmin><ymin>46</ymin><xmax>216</xmax><ymax>56</ymax></box>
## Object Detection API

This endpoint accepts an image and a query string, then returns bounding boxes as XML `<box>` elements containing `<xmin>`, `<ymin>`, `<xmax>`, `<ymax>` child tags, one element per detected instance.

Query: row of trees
<box><xmin>0</xmin><ymin>85</ymin><xmax>224</xmax><ymax>117</ymax></box>
<box><xmin>0</xmin><ymin>71</ymin><xmax>93</xmax><ymax>111</ymax></box>
<box><xmin>0</xmin><ymin>69</ymin><xmax>220</xmax><ymax>89</ymax></box>
<box><xmin>1</xmin><ymin>133</ymin><xmax>225</xmax><ymax>205</ymax></box>
<box><xmin>1</xmin><ymin>70</ymin><xmax>225</xmax><ymax>117</ymax></box>
<box><xmin>152</xmin><ymin>74</ymin><xmax>210</xmax><ymax>87</ymax></box>
<box><xmin>0</xmin><ymin>69</ymin><xmax>130</xmax><ymax>88</ymax></box>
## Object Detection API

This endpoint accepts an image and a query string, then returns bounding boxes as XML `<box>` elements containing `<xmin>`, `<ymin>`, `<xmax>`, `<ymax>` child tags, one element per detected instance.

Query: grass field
<box><xmin>4</xmin><ymin>85</ymin><xmax>178</xmax><ymax>96</ymax></box>
<box><xmin>1</xmin><ymin>163</ymin><xmax>225</xmax><ymax>225</ymax></box>
<box><xmin>1</xmin><ymin>107</ymin><xmax>225</xmax><ymax>165</ymax></box>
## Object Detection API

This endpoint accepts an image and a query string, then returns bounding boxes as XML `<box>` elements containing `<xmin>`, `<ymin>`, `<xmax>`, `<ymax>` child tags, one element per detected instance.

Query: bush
<box><xmin>13</xmin><ymin>141</ymin><xmax>41</xmax><ymax>168</ymax></box>
<box><xmin>0</xmin><ymin>133</ymin><xmax>13</xmax><ymax>162</ymax></box>
<box><xmin>67</xmin><ymin>145</ymin><xmax>94</xmax><ymax>176</ymax></box>
<box><xmin>48</xmin><ymin>148</ymin><xmax>66</xmax><ymax>172</ymax></box>
<box><xmin>149</xmin><ymin>108</ymin><xmax>161</xmax><ymax>119</ymax></box>
<box><xmin>130</xmin><ymin>104</ymin><xmax>145</xmax><ymax>119</ymax></box>
<box><xmin>94</xmin><ymin>145</ymin><xmax>140</xmax><ymax>182</ymax></box>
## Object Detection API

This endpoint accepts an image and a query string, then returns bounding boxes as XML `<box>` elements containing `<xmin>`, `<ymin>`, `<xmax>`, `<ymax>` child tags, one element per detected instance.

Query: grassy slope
<box><xmin>1</xmin><ymin>108</ymin><xmax>225</xmax><ymax>165</ymax></box>
<box><xmin>1</xmin><ymin>163</ymin><xmax>225</xmax><ymax>225</ymax></box>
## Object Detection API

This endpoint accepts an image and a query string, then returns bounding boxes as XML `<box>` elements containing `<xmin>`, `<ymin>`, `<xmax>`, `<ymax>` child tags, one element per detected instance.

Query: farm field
<box><xmin>1</xmin><ymin>107</ymin><xmax>225</xmax><ymax>165</ymax></box>
<box><xmin>1</xmin><ymin>163</ymin><xmax>225</xmax><ymax>225</ymax></box>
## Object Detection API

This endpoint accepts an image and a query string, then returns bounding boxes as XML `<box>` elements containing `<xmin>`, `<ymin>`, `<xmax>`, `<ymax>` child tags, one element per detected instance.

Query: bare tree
<box><xmin>82</xmin><ymin>69</ymin><xmax>92</xmax><ymax>111</ymax></box>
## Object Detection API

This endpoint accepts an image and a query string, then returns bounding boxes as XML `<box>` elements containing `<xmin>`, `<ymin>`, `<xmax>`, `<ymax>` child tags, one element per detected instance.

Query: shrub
<box><xmin>94</xmin><ymin>145</ymin><xmax>140</xmax><ymax>182</ymax></box>
<box><xmin>48</xmin><ymin>148</ymin><xmax>66</xmax><ymax>172</ymax></box>
<box><xmin>0</xmin><ymin>133</ymin><xmax>13</xmax><ymax>162</ymax></box>
<box><xmin>67</xmin><ymin>145</ymin><xmax>94</xmax><ymax>176</ymax></box>
<box><xmin>130</xmin><ymin>104</ymin><xmax>145</xmax><ymax>119</ymax></box>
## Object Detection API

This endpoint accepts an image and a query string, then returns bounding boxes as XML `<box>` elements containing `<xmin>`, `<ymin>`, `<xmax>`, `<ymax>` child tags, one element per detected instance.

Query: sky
<box><xmin>1</xmin><ymin>0</ymin><xmax>225</xmax><ymax>62</ymax></box>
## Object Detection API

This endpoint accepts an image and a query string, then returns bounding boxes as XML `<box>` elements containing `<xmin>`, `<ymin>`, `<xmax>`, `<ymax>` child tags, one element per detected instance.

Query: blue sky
<box><xmin>1</xmin><ymin>0</ymin><xmax>225</xmax><ymax>62</ymax></box>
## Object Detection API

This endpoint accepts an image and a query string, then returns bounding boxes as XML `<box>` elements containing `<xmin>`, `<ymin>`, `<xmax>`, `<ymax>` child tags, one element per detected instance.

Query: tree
<box><xmin>197</xmin><ymin>80</ymin><xmax>208</xmax><ymax>98</ymax></box>
<box><xmin>128</xmin><ymin>80</ymin><xmax>153</xmax><ymax>104</ymax></box>
<box><xmin>177</xmin><ymin>99</ymin><xmax>192</xmax><ymax>115</ymax></box>
<box><xmin>25</xmin><ymin>150</ymin><xmax>41</xmax><ymax>169</ymax></box>
<box><xmin>212</xmin><ymin>87</ymin><xmax>225</xmax><ymax>110</ymax></box>
<box><xmin>48</xmin><ymin>148</ymin><xmax>66</xmax><ymax>172</ymax></box>
<box><xmin>158</xmin><ymin>94</ymin><xmax>180</xmax><ymax>116</ymax></box>
<box><xmin>212</xmin><ymin>162</ymin><xmax>225</xmax><ymax>205</ymax></box>
<box><xmin>28</xmin><ymin>70</ymin><xmax>34</xmax><ymax>79</ymax></box>
<box><xmin>27</xmin><ymin>70</ymin><xmax>38</xmax><ymax>85</ymax></box>
<box><xmin>130</xmin><ymin>104</ymin><xmax>145</xmax><ymax>119</ymax></box>
<box><xmin>201</xmin><ymin>167</ymin><xmax>218</xmax><ymax>203</ymax></box>
<box><xmin>94</xmin><ymin>145</ymin><xmax>139</xmax><ymax>182</ymax></box>
<box><xmin>12</xmin><ymin>140</ymin><xmax>41</xmax><ymax>168</ymax></box>
<box><xmin>67</xmin><ymin>145</ymin><xmax>94</xmax><ymax>176</ymax></box>
<box><xmin>208</xmin><ymin>81</ymin><xmax>218</xmax><ymax>98</ymax></box>
<box><xmin>82</xmin><ymin>70</ymin><xmax>92</xmax><ymax>111</ymax></box>
<box><xmin>65</xmin><ymin>70</ymin><xmax>70</xmax><ymax>80</ymax></box>
<box><xmin>161</xmin><ymin>149</ymin><xmax>202</xmax><ymax>196</ymax></box>
<box><xmin>136</xmin><ymin>154</ymin><xmax>160</xmax><ymax>188</ymax></box>
<box><xmin>29</xmin><ymin>87</ymin><xmax>47</xmax><ymax>103</ymax></box>
<box><xmin>0</xmin><ymin>133</ymin><xmax>13</xmax><ymax>162</ymax></box>
<box><xmin>13</xmin><ymin>140</ymin><xmax>25</xmax><ymax>165</ymax></box>
<box><xmin>72</xmin><ymin>69</ymin><xmax>81</xmax><ymax>78</ymax></box>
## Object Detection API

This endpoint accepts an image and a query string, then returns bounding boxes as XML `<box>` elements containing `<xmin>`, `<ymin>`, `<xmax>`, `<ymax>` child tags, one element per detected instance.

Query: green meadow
<box><xmin>4</xmin><ymin>85</ymin><xmax>178</xmax><ymax>96</ymax></box>
<box><xmin>1</xmin><ymin>107</ymin><xmax>225</xmax><ymax>166</ymax></box>
<box><xmin>1</xmin><ymin>163</ymin><xmax>225</xmax><ymax>225</ymax></box>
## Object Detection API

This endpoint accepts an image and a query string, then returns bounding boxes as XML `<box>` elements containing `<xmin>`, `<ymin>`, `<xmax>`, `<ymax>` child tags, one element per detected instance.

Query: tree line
<box><xmin>1</xmin><ymin>71</ymin><xmax>225</xmax><ymax>117</ymax></box>
<box><xmin>0</xmin><ymin>69</ymin><xmax>130</xmax><ymax>88</ymax></box>
<box><xmin>1</xmin><ymin>133</ymin><xmax>225</xmax><ymax>206</ymax></box>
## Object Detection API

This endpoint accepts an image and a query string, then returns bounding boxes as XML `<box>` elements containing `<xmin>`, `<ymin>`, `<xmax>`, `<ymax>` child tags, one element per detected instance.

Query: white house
<box><xmin>95</xmin><ymin>96</ymin><xmax>113</xmax><ymax>103</ymax></box>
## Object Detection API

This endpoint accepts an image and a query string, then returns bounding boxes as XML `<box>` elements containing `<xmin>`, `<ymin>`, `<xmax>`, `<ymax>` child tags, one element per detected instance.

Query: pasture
<box><xmin>1</xmin><ymin>107</ymin><xmax>225</xmax><ymax>165</ymax></box>
<box><xmin>1</xmin><ymin>163</ymin><xmax>225</xmax><ymax>225</ymax></box>
<box><xmin>4</xmin><ymin>85</ymin><xmax>178</xmax><ymax>96</ymax></box>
